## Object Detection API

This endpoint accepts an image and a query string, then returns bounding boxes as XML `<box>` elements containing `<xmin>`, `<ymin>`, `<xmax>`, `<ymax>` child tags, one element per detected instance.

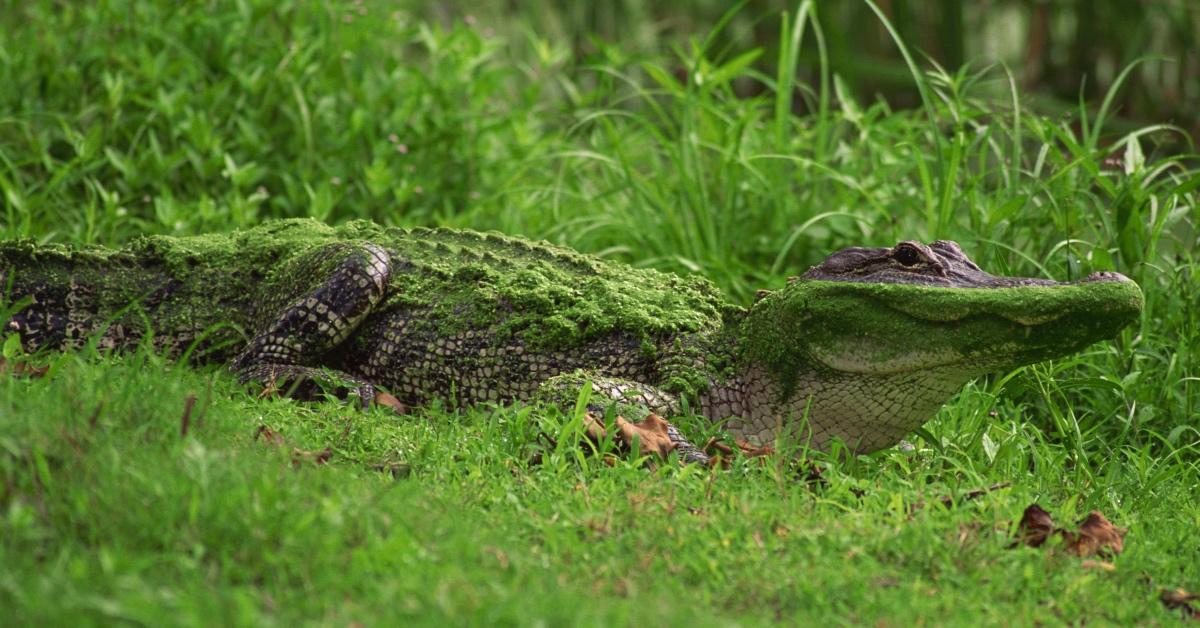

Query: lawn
<box><xmin>1</xmin><ymin>1</ymin><xmax>1198</xmax><ymax>624</ymax></box>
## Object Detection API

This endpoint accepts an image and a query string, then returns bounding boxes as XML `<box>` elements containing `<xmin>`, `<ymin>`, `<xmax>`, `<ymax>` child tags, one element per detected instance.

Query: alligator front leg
<box><xmin>232</xmin><ymin>242</ymin><xmax>391</xmax><ymax>407</ymax></box>
<box><xmin>536</xmin><ymin>371</ymin><xmax>711</xmax><ymax>465</ymax></box>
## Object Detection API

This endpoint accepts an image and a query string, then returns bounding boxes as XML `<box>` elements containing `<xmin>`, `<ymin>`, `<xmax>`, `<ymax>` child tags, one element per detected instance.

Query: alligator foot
<box><xmin>230</xmin><ymin>241</ymin><xmax>392</xmax><ymax>409</ymax></box>
<box><xmin>240</xmin><ymin>363</ymin><xmax>378</xmax><ymax>409</ymax></box>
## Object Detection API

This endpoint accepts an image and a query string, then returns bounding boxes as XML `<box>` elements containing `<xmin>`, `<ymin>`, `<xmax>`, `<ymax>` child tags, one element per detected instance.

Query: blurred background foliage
<box><xmin>445</xmin><ymin>0</ymin><xmax>1199</xmax><ymax>142</ymax></box>
<box><xmin>0</xmin><ymin>0</ymin><xmax>1195</xmax><ymax>298</ymax></box>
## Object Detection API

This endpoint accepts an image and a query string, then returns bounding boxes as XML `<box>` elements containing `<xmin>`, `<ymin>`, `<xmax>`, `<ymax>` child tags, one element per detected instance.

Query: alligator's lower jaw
<box><xmin>714</xmin><ymin>364</ymin><xmax>975</xmax><ymax>455</ymax></box>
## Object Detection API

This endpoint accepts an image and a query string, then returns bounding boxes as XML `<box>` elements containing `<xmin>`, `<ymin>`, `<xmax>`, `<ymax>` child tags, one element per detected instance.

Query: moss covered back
<box><xmin>323</xmin><ymin>220</ymin><xmax>735</xmax><ymax>350</ymax></box>
<box><xmin>2</xmin><ymin>219</ymin><xmax>740</xmax><ymax>356</ymax></box>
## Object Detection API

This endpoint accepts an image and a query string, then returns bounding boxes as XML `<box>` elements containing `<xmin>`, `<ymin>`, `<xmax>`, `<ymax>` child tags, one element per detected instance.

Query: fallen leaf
<box><xmin>702</xmin><ymin>438</ymin><xmax>733</xmax><ymax>468</ymax></box>
<box><xmin>734</xmin><ymin>440</ymin><xmax>774</xmax><ymax>457</ymax></box>
<box><xmin>483</xmin><ymin>546</ymin><xmax>510</xmax><ymax>570</ymax></box>
<box><xmin>583</xmin><ymin>413</ymin><xmax>608</xmax><ymax>443</ymax></box>
<box><xmin>1012</xmin><ymin>503</ymin><xmax>1057</xmax><ymax>548</ymax></box>
<box><xmin>578</xmin><ymin>516</ymin><xmax>610</xmax><ymax>538</ymax></box>
<box><xmin>290</xmin><ymin>447</ymin><xmax>332</xmax><ymax>466</ymax></box>
<box><xmin>1162</xmin><ymin>588</ymin><xmax>1200</xmax><ymax>605</ymax></box>
<box><xmin>1160</xmin><ymin>588</ymin><xmax>1200</xmax><ymax>620</ymax></box>
<box><xmin>1009</xmin><ymin>505</ymin><xmax>1127</xmax><ymax>559</ymax></box>
<box><xmin>702</xmin><ymin>437</ymin><xmax>775</xmax><ymax>468</ymax></box>
<box><xmin>1064</xmin><ymin>511</ymin><xmax>1126</xmax><ymax>557</ymax></box>
<box><xmin>614</xmin><ymin>413</ymin><xmax>676</xmax><ymax>458</ymax></box>
<box><xmin>373</xmin><ymin>390</ymin><xmax>408</xmax><ymax>414</ymax></box>
<box><xmin>0</xmin><ymin>357</ymin><xmax>49</xmax><ymax>378</ymax></box>
<box><xmin>1080</xmin><ymin>560</ymin><xmax>1115</xmax><ymax>571</ymax></box>
<box><xmin>703</xmin><ymin>437</ymin><xmax>734</xmax><ymax>457</ymax></box>
<box><xmin>584</xmin><ymin>412</ymin><xmax>677</xmax><ymax>460</ymax></box>
<box><xmin>951</xmin><ymin>522</ymin><xmax>985</xmax><ymax>547</ymax></box>
<box><xmin>254</xmin><ymin>425</ymin><xmax>285</xmax><ymax>446</ymax></box>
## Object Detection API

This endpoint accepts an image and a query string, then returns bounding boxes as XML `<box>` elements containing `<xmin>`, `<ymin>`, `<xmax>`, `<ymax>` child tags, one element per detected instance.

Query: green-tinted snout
<box><xmin>788</xmin><ymin>274</ymin><xmax>1143</xmax><ymax>375</ymax></box>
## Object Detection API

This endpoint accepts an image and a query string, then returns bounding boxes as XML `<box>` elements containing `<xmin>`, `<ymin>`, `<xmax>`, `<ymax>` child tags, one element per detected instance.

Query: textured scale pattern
<box><xmin>714</xmin><ymin>367</ymin><xmax>970</xmax><ymax>452</ymax></box>
<box><xmin>344</xmin><ymin>315</ymin><xmax>661</xmax><ymax>406</ymax></box>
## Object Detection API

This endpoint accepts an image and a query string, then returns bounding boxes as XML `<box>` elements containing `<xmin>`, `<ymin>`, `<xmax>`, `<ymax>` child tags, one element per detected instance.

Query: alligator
<box><xmin>0</xmin><ymin>219</ymin><xmax>1143</xmax><ymax>464</ymax></box>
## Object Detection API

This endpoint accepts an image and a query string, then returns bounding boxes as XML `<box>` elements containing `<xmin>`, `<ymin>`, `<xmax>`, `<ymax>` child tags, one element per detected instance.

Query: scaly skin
<box><xmin>0</xmin><ymin>220</ymin><xmax>1143</xmax><ymax>462</ymax></box>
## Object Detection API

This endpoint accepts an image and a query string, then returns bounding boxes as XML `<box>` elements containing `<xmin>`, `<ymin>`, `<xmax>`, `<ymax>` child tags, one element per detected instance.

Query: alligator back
<box><xmin>2</xmin><ymin>220</ymin><xmax>736</xmax><ymax>366</ymax></box>
<box><xmin>332</xmin><ymin>221</ymin><xmax>732</xmax><ymax>351</ymax></box>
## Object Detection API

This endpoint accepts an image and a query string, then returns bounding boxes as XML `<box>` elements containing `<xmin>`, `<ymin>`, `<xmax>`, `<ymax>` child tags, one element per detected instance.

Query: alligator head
<box><xmin>734</xmin><ymin>240</ymin><xmax>1143</xmax><ymax>453</ymax></box>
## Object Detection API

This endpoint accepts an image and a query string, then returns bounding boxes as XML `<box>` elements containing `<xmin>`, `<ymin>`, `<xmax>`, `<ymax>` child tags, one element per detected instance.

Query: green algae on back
<box><xmin>327</xmin><ymin>220</ymin><xmax>736</xmax><ymax>351</ymax></box>
<box><xmin>1</xmin><ymin>219</ymin><xmax>738</xmax><ymax>357</ymax></box>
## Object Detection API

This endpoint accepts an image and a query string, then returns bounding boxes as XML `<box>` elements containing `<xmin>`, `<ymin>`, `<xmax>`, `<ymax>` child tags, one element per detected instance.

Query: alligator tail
<box><xmin>1</xmin><ymin>240</ymin><xmax>184</xmax><ymax>353</ymax></box>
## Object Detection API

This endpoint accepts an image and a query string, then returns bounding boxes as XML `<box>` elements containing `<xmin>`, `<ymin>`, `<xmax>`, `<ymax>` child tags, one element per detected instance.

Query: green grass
<box><xmin>2</xmin><ymin>0</ymin><xmax>1198</xmax><ymax>624</ymax></box>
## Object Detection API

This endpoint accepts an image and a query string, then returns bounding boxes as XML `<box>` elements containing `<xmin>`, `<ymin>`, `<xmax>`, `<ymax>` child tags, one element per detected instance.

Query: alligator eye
<box><xmin>893</xmin><ymin>244</ymin><xmax>922</xmax><ymax>267</ymax></box>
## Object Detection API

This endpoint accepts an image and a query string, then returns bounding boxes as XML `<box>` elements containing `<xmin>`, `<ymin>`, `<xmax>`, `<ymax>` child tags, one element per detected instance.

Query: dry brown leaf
<box><xmin>1080</xmin><ymin>560</ymin><xmax>1116</xmax><ymax>571</ymax></box>
<box><xmin>1163</xmin><ymin>588</ymin><xmax>1200</xmax><ymax>605</ymax></box>
<box><xmin>1064</xmin><ymin>511</ymin><xmax>1126</xmax><ymax>557</ymax></box>
<box><xmin>373</xmin><ymin>390</ymin><xmax>408</xmax><ymax>414</ymax></box>
<box><xmin>614</xmin><ymin>413</ymin><xmax>676</xmax><ymax>458</ymax></box>
<box><xmin>703</xmin><ymin>437</ymin><xmax>775</xmax><ymax>469</ymax></box>
<box><xmin>1010</xmin><ymin>504</ymin><xmax>1126</xmax><ymax>560</ymax></box>
<box><xmin>584</xmin><ymin>412</ymin><xmax>677</xmax><ymax>460</ymax></box>
<box><xmin>1161</xmin><ymin>588</ymin><xmax>1200</xmax><ymax>619</ymax></box>
<box><xmin>702</xmin><ymin>438</ymin><xmax>774</xmax><ymax>458</ymax></box>
<box><xmin>702</xmin><ymin>438</ymin><xmax>733</xmax><ymax>469</ymax></box>
<box><xmin>254</xmin><ymin>425</ymin><xmax>286</xmax><ymax>446</ymax></box>
<box><xmin>703</xmin><ymin>437</ymin><xmax>734</xmax><ymax>457</ymax></box>
<box><xmin>290</xmin><ymin>447</ymin><xmax>332</xmax><ymax>466</ymax></box>
<box><xmin>483</xmin><ymin>546</ymin><xmax>511</xmax><ymax>570</ymax></box>
<box><xmin>951</xmin><ymin>522</ymin><xmax>985</xmax><ymax>547</ymax></box>
<box><xmin>1012</xmin><ymin>503</ymin><xmax>1057</xmax><ymax>548</ymax></box>
<box><xmin>580</xmin><ymin>516</ymin><xmax>610</xmax><ymax>537</ymax></box>
<box><xmin>583</xmin><ymin>413</ymin><xmax>608</xmax><ymax>443</ymax></box>
<box><xmin>0</xmin><ymin>357</ymin><xmax>49</xmax><ymax>378</ymax></box>
<box><xmin>734</xmin><ymin>440</ymin><xmax>774</xmax><ymax>457</ymax></box>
